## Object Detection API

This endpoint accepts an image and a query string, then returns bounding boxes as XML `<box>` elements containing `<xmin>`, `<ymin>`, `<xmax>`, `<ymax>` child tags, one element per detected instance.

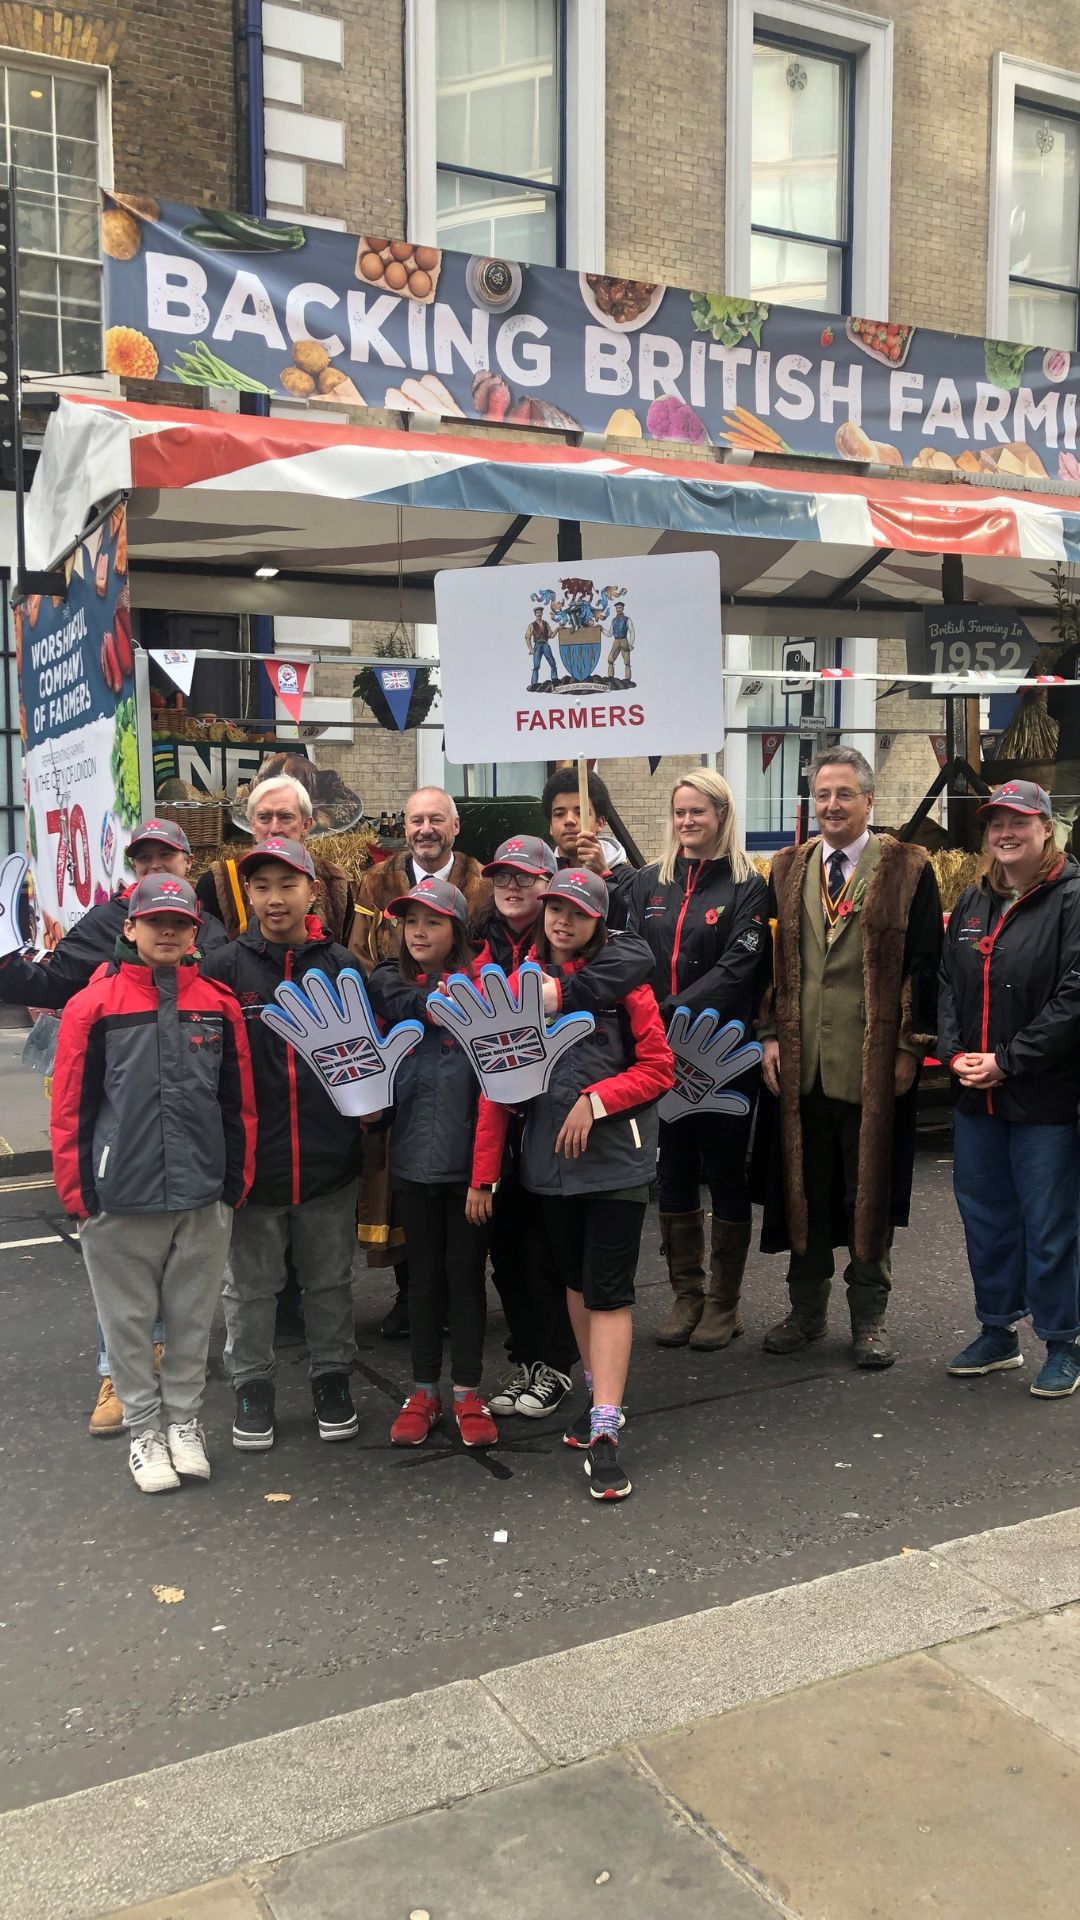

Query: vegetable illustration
<box><xmin>984</xmin><ymin>338</ymin><xmax>1032</xmax><ymax>391</ymax></box>
<box><xmin>110</xmin><ymin>698</ymin><xmax>141</xmax><ymax>827</ymax></box>
<box><xmin>722</xmin><ymin>408</ymin><xmax>792</xmax><ymax>455</ymax></box>
<box><xmin>167</xmin><ymin>342</ymin><xmax>271</xmax><ymax>393</ymax></box>
<box><xmin>105</xmin><ymin>327</ymin><xmax>159</xmax><ymax>380</ymax></box>
<box><xmin>690</xmin><ymin>293</ymin><xmax>770</xmax><ymax>347</ymax></box>
<box><xmin>179</xmin><ymin>209</ymin><xmax>306</xmax><ymax>253</ymax></box>
<box><xmin>646</xmin><ymin>396</ymin><xmax>707</xmax><ymax>443</ymax></box>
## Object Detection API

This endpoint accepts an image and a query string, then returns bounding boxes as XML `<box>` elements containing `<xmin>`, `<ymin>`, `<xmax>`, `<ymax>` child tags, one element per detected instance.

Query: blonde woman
<box><xmin>625</xmin><ymin>770</ymin><xmax>768</xmax><ymax>1350</ymax></box>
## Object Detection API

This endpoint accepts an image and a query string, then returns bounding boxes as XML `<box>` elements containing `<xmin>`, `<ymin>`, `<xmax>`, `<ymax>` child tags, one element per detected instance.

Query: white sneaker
<box><xmin>166</xmin><ymin>1419</ymin><xmax>211</xmax><ymax>1481</ymax></box>
<box><xmin>129</xmin><ymin>1429</ymin><xmax>181</xmax><ymax>1494</ymax></box>
<box><xmin>489</xmin><ymin>1362</ymin><xmax>533</xmax><ymax>1415</ymax></box>
<box><xmin>517</xmin><ymin>1364</ymin><xmax>573</xmax><ymax>1418</ymax></box>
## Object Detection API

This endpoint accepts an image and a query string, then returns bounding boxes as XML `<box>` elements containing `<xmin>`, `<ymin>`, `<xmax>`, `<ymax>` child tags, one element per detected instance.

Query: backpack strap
<box><xmin>225</xmin><ymin>858</ymin><xmax>247</xmax><ymax>935</ymax></box>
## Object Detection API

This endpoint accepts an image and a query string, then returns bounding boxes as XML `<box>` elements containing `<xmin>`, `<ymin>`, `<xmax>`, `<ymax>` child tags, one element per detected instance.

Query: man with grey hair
<box><xmin>196</xmin><ymin>770</ymin><xmax>354</xmax><ymax>943</ymax></box>
<box><xmin>349</xmin><ymin>785</ymin><xmax>491</xmax><ymax>972</ymax></box>
<box><xmin>756</xmin><ymin>746</ymin><xmax>942</xmax><ymax>1368</ymax></box>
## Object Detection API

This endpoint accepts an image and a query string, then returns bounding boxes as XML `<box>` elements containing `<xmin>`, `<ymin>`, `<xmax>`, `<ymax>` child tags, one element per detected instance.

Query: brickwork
<box><xmin>873</xmin><ymin>640</ymin><xmax>944</xmax><ymax>830</ymax></box>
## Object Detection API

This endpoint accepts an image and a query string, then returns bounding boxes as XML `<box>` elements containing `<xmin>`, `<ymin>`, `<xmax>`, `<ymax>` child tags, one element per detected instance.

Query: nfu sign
<box><xmin>435</xmin><ymin>551</ymin><xmax>724</xmax><ymax>763</ymax></box>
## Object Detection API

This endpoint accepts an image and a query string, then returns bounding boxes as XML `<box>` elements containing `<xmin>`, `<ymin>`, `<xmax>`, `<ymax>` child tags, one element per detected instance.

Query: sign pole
<box><xmin>577</xmin><ymin>756</ymin><xmax>591</xmax><ymax>847</ymax></box>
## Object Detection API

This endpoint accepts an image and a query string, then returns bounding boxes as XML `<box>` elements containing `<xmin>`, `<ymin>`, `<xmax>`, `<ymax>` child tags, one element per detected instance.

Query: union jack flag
<box><xmin>470</xmin><ymin>1024</ymin><xmax>546</xmax><ymax>1074</ymax></box>
<box><xmin>312</xmin><ymin>1035</ymin><xmax>383</xmax><ymax>1083</ymax></box>
<box><xmin>673</xmin><ymin>1056</ymin><xmax>712</xmax><ymax>1106</ymax></box>
<box><xmin>381</xmin><ymin>669</ymin><xmax>411</xmax><ymax>691</ymax></box>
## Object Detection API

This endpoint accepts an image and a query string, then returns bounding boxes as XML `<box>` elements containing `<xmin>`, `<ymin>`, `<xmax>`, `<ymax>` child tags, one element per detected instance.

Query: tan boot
<box><xmin>690</xmin><ymin>1218</ymin><xmax>752</xmax><ymax>1350</ymax></box>
<box><xmin>89</xmin><ymin>1375</ymin><xmax>124</xmax><ymax>1437</ymax></box>
<box><xmin>656</xmin><ymin>1210</ymin><xmax>706</xmax><ymax>1346</ymax></box>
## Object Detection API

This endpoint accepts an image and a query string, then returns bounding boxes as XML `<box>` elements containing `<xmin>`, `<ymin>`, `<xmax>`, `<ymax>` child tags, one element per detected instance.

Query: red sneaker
<box><xmin>390</xmin><ymin>1390</ymin><xmax>442</xmax><ymax>1446</ymax></box>
<box><xmin>454</xmin><ymin>1391</ymin><xmax>497</xmax><ymax>1448</ymax></box>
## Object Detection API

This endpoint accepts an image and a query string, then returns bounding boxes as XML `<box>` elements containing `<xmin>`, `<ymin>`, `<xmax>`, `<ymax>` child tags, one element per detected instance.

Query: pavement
<box><xmin>0</xmin><ymin>1008</ymin><xmax>52</xmax><ymax>1173</ymax></box>
<box><xmin>3</xmin><ymin>1050</ymin><xmax>1080</xmax><ymax>1916</ymax></box>
<box><xmin>4</xmin><ymin>1505</ymin><xmax>1080</xmax><ymax>1919</ymax></box>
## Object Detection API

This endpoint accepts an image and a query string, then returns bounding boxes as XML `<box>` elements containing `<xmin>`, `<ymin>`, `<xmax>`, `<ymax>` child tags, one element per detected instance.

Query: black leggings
<box><xmin>393</xmin><ymin>1182</ymin><xmax>489</xmax><ymax>1387</ymax></box>
<box><xmin>489</xmin><ymin>1168</ymin><xmax>578</xmax><ymax>1371</ymax></box>
<box><xmin>657</xmin><ymin>1108</ymin><xmax>755</xmax><ymax>1222</ymax></box>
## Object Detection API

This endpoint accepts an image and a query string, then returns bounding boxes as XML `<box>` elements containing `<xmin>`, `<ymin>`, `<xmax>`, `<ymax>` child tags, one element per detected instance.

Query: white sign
<box><xmin>149</xmin><ymin>648</ymin><xmax>196</xmax><ymax>697</ymax></box>
<box><xmin>781</xmin><ymin>640</ymin><xmax>816</xmax><ymax>696</ymax></box>
<box><xmin>434</xmin><ymin>551</ymin><xmax>723</xmax><ymax>762</ymax></box>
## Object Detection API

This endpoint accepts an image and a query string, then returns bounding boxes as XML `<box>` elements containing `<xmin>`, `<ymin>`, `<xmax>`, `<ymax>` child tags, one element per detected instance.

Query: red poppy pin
<box><xmin>705</xmin><ymin>907</ymin><xmax>719</xmax><ymax>925</ymax></box>
<box><xmin>836</xmin><ymin>899</ymin><xmax>854</xmax><ymax>918</ymax></box>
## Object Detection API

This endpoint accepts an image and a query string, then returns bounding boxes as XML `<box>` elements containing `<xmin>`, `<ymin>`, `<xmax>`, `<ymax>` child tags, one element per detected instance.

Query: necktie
<box><xmin>827</xmin><ymin>849</ymin><xmax>847</xmax><ymax>902</ymax></box>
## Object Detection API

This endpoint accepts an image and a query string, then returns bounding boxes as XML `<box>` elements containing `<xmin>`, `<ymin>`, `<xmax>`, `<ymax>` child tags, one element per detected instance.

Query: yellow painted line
<box><xmin>0</xmin><ymin>1234</ymin><xmax>63</xmax><ymax>1250</ymax></box>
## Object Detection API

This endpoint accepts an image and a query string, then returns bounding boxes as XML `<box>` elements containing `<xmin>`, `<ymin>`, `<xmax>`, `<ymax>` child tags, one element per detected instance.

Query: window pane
<box><xmin>58</xmin><ymin>201</ymin><xmax>98</xmax><ymax>258</ymax></box>
<box><xmin>53</xmin><ymin>75</ymin><xmax>97</xmax><ymax>142</ymax></box>
<box><xmin>18</xmin><ymin>303</ymin><xmax>58</xmax><ymax>372</ymax></box>
<box><xmin>1010</xmin><ymin>106</ymin><xmax>1080</xmax><ymax>288</ymax></box>
<box><xmin>12</xmin><ymin>126</ymin><xmax>52</xmax><ymax>172</ymax></box>
<box><xmin>752</xmin><ymin>40</ymin><xmax>847</xmax><ymax>243</ymax></box>
<box><xmin>8</xmin><ymin>70</ymin><xmax>51</xmax><ymax>132</ymax></box>
<box><xmin>18</xmin><ymin>193</ymin><xmax>57</xmax><ymax>253</ymax></box>
<box><xmin>437</xmin><ymin>166</ymin><xmax>556</xmax><ymax>263</ymax></box>
<box><xmin>750</xmin><ymin>231</ymin><xmax>842</xmax><ymax>310</ymax></box>
<box><xmin>61</xmin><ymin>314</ymin><xmax>102</xmax><ymax>375</ymax></box>
<box><xmin>1008</xmin><ymin>280</ymin><xmax>1076</xmax><ymax>351</ymax></box>
<box><xmin>437</xmin><ymin>0</ymin><xmax>559</xmax><ymax>185</ymax></box>
<box><xmin>56</xmin><ymin>135</ymin><xmax>97</xmax><ymax>191</ymax></box>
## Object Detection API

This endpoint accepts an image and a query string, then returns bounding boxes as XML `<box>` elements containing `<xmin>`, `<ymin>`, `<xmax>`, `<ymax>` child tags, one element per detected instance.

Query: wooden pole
<box><xmin>577</xmin><ymin>756</ymin><xmax>591</xmax><ymax>849</ymax></box>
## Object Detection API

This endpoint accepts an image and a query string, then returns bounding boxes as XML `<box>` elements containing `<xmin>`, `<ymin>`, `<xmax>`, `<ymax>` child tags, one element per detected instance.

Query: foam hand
<box><xmin>427</xmin><ymin>960</ymin><xmax>594</xmax><ymax>1105</ymax></box>
<box><xmin>260</xmin><ymin>966</ymin><xmax>423</xmax><ymax>1117</ymax></box>
<box><xmin>659</xmin><ymin>1008</ymin><xmax>763</xmax><ymax>1123</ymax></box>
<box><xmin>0</xmin><ymin>854</ymin><xmax>29</xmax><ymax>960</ymax></box>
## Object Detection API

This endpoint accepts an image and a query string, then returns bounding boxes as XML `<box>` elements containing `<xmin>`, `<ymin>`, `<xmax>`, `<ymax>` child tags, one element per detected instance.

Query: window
<box><xmin>1007</xmin><ymin>101</ymin><xmax>1080</xmax><ymax>351</ymax></box>
<box><xmin>727</xmin><ymin>0</ymin><xmax>892</xmax><ymax>318</ymax></box>
<box><xmin>0</xmin><ymin>61</ymin><xmax>105</xmax><ymax>378</ymax></box>
<box><xmin>436</xmin><ymin>0</ymin><xmax>564</xmax><ymax>265</ymax></box>
<box><xmin>750</xmin><ymin>34</ymin><xmax>853</xmax><ymax>311</ymax></box>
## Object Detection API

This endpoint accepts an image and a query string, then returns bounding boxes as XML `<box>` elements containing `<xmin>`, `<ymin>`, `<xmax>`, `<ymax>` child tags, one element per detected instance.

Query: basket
<box><xmin>153</xmin><ymin>799</ymin><xmax>231</xmax><ymax>848</ymax></box>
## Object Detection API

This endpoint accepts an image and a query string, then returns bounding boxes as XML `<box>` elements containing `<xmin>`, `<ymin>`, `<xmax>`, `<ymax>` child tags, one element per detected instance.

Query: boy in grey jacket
<box><xmin>51</xmin><ymin>877</ymin><xmax>256</xmax><ymax>1493</ymax></box>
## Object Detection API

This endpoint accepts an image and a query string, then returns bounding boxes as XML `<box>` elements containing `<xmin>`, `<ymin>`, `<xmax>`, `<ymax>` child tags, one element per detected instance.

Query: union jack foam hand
<box><xmin>658</xmin><ymin>1008</ymin><xmax>763</xmax><ymax>1124</ymax></box>
<box><xmin>0</xmin><ymin>853</ymin><xmax>29</xmax><ymax>960</ymax></box>
<box><xmin>259</xmin><ymin>966</ymin><xmax>424</xmax><ymax>1118</ymax></box>
<box><xmin>426</xmin><ymin>960</ymin><xmax>595</xmax><ymax>1105</ymax></box>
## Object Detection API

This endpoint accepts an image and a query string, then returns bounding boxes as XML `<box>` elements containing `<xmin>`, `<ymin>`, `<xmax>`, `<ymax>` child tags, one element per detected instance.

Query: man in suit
<box><xmin>758</xmin><ymin>748</ymin><xmax>942</xmax><ymax>1368</ymax></box>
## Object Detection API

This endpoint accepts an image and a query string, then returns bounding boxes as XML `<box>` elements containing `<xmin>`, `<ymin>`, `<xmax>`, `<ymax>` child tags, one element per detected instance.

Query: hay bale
<box><xmin>188</xmin><ymin>826</ymin><xmax>378</xmax><ymax>889</ymax></box>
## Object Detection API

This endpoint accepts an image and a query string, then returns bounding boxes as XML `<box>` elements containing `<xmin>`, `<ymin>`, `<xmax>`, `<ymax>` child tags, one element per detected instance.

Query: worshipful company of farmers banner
<box><xmin>17</xmin><ymin>507</ymin><xmax>139</xmax><ymax>933</ymax></box>
<box><xmin>103</xmin><ymin>193</ymin><xmax>1080</xmax><ymax>479</ymax></box>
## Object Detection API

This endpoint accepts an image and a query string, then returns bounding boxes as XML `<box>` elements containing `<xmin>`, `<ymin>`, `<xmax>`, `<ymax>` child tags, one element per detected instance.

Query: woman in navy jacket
<box><xmin>624</xmin><ymin>769</ymin><xmax>768</xmax><ymax>1352</ymax></box>
<box><xmin>938</xmin><ymin>782</ymin><xmax>1080</xmax><ymax>1398</ymax></box>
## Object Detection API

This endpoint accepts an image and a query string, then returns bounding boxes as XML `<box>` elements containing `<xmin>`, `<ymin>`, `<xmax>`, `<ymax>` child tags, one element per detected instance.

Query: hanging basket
<box><xmin>354</xmin><ymin>665</ymin><xmax>438</xmax><ymax>733</ymax></box>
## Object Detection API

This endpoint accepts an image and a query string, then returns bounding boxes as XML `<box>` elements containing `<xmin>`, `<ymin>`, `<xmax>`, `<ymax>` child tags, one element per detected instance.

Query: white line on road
<box><xmin>0</xmin><ymin>1234</ymin><xmax>62</xmax><ymax>1250</ymax></box>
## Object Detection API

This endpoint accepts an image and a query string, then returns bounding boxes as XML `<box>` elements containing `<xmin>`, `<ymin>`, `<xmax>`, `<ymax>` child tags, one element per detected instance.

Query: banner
<box><xmin>149</xmin><ymin>647</ymin><xmax>196</xmax><ymax>696</ymax></box>
<box><xmin>17</xmin><ymin>506</ymin><xmax>138</xmax><ymax>932</ymax></box>
<box><xmin>376</xmin><ymin>664</ymin><xmax>417</xmax><ymax>732</ymax></box>
<box><xmin>761</xmin><ymin>731</ymin><xmax>783</xmax><ymax>772</ymax></box>
<box><xmin>434</xmin><ymin>551</ymin><xmax>723</xmax><ymax>763</ymax></box>
<box><xmin>103</xmin><ymin>193</ymin><xmax>1080</xmax><ymax>477</ymax></box>
<box><xmin>262</xmin><ymin>657</ymin><xmax>309</xmax><ymax>724</ymax></box>
<box><xmin>906</xmin><ymin>607</ymin><xmax>1039</xmax><ymax>699</ymax></box>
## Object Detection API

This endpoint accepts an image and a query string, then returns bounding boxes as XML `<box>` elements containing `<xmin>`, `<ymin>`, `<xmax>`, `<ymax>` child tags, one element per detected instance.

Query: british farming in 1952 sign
<box><xmin>434</xmin><ymin>551</ymin><xmax>723</xmax><ymax>764</ymax></box>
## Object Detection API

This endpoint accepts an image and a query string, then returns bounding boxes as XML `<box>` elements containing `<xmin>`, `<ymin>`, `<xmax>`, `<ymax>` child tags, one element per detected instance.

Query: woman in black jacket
<box><xmin>625</xmin><ymin>769</ymin><xmax>768</xmax><ymax>1351</ymax></box>
<box><xmin>938</xmin><ymin>782</ymin><xmax>1080</xmax><ymax>1398</ymax></box>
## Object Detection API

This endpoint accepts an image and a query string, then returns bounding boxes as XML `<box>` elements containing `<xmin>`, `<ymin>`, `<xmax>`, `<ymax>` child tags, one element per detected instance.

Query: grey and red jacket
<box><xmin>0</xmin><ymin>883</ymin><xmax>228</xmax><ymax>1011</ymax></box>
<box><xmin>624</xmin><ymin>856</ymin><xmax>769</xmax><ymax>1024</ymax></box>
<box><xmin>201</xmin><ymin>918</ymin><xmax>366</xmax><ymax>1204</ymax></box>
<box><xmin>937</xmin><ymin>855</ymin><xmax>1080</xmax><ymax>1124</ymax></box>
<box><xmin>472</xmin><ymin>950</ymin><xmax>674</xmax><ymax>1197</ymax></box>
<box><xmin>50</xmin><ymin>946</ymin><xmax>256</xmax><ymax>1219</ymax></box>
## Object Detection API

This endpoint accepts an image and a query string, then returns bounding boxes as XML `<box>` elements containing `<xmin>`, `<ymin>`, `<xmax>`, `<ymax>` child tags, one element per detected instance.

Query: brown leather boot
<box><xmin>690</xmin><ymin>1218</ymin><xmax>752</xmax><ymax>1350</ymax></box>
<box><xmin>89</xmin><ymin>1376</ymin><xmax>124</xmax><ymax>1436</ymax></box>
<box><xmin>656</xmin><ymin>1210</ymin><xmax>706</xmax><ymax>1345</ymax></box>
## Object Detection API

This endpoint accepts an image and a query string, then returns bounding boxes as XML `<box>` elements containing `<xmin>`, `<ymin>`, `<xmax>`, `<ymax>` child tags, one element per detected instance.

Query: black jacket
<box><xmin>201</xmin><ymin>919</ymin><xmax>364</xmax><ymax>1204</ymax></box>
<box><xmin>554</xmin><ymin>852</ymin><xmax>633</xmax><ymax>930</ymax></box>
<box><xmin>624</xmin><ymin>856</ymin><xmax>770</xmax><ymax>1025</ymax></box>
<box><xmin>0</xmin><ymin>884</ymin><xmax>228</xmax><ymax>1010</ymax></box>
<box><xmin>937</xmin><ymin>855</ymin><xmax>1080</xmax><ymax>1124</ymax></box>
<box><xmin>368</xmin><ymin>958</ymin><xmax>486</xmax><ymax>1186</ymax></box>
<box><xmin>472</xmin><ymin>909</ymin><xmax>655</xmax><ymax>1005</ymax></box>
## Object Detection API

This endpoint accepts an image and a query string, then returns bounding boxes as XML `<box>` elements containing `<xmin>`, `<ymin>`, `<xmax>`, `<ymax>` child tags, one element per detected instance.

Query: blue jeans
<box><xmin>952</xmin><ymin>1110</ymin><xmax>1080</xmax><ymax>1342</ymax></box>
<box><xmin>97</xmin><ymin>1316</ymin><xmax>165</xmax><ymax>1379</ymax></box>
<box><xmin>529</xmin><ymin>640</ymin><xmax>557</xmax><ymax>686</ymax></box>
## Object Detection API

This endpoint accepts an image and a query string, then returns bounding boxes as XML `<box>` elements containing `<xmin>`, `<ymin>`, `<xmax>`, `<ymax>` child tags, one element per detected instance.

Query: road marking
<box><xmin>0</xmin><ymin>1176</ymin><xmax>55</xmax><ymax>1193</ymax></box>
<box><xmin>0</xmin><ymin>1233</ymin><xmax>62</xmax><ymax>1250</ymax></box>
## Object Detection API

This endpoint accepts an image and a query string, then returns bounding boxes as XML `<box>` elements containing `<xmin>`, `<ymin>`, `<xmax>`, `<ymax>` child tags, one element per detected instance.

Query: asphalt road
<box><xmin>3</xmin><ymin>1136</ymin><xmax>1079</xmax><ymax>1816</ymax></box>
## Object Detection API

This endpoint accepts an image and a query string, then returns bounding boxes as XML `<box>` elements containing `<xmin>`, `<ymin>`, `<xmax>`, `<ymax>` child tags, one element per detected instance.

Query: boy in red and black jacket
<box><xmin>201</xmin><ymin>838</ymin><xmax>365</xmax><ymax>1454</ymax></box>
<box><xmin>51</xmin><ymin>876</ymin><xmax>255</xmax><ymax>1495</ymax></box>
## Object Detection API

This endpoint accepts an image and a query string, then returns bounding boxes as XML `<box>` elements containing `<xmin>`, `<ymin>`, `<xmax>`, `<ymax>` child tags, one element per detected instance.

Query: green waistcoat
<box><xmin>799</xmin><ymin>836</ymin><xmax>883</xmax><ymax>1103</ymax></box>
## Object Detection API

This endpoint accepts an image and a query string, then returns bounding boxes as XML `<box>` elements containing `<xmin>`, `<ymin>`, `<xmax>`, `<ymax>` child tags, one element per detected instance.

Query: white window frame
<box><xmin>726</xmin><ymin>0</ymin><xmax>892</xmax><ymax>316</ymax></box>
<box><xmin>987</xmin><ymin>53</ymin><xmax>1080</xmax><ymax>340</ymax></box>
<box><xmin>0</xmin><ymin>47</ymin><xmax>116</xmax><ymax>396</ymax></box>
<box><xmin>404</xmin><ymin>0</ymin><xmax>605</xmax><ymax>272</ymax></box>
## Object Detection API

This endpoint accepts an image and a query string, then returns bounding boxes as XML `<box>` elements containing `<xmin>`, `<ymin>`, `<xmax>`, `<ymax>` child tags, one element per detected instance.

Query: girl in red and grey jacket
<box><xmin>367</xmin><ymin>874</ymin><xmax>498</xmax><ymax>1450</ymax></box>
<box><xmin>469</xmin><ymin>868</ymin><xmax>674</xmax><ymax>1502</ymax></box>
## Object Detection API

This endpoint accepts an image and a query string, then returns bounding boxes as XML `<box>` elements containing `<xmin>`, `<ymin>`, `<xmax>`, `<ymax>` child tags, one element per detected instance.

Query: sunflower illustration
<box><xmin>104</xmin><ymin>326</ymin><xmax>159</xmax><ymax>380</ymax></box>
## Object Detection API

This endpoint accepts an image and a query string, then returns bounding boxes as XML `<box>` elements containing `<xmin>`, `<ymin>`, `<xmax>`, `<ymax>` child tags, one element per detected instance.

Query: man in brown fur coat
<box><xmin>758</xmin><ymin>748</ymin><xmax>941</xmax><ymax>1368</ymax></box>
<box><xmin>350</xmin><ymin>787</ymin><xmax>492</xmax><ymax>1336</ymax></box>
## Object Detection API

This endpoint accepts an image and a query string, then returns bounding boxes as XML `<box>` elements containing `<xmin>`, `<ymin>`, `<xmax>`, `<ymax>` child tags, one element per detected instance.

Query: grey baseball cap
<box><xmin>126</xmin><ymin>875</ymin><xmax>200</xmax><ymax>921</ymax></box>
<box><xmin>127</xmin><ymin>817</ymin><xmax>191</xmax><ymax>856</ymax></box>
<box><xmin>238</xmin><ymin>835</ymin><xmax>317</xmax><ymax>879</ymax></box>
<box><xmin>976</xmin><ymin>780</ymin><xmax>1052</xmax><ymax>821</ymax></box>
<box><xmin>388</xmin><ymin>874</ymin><xmax>469</xmax><ymax>923</ymax></box>
<box><xmin>543</xmin><ymin>867</ymin><xmax>609</xmax><ymax>921</ymax></box>
<box><xmin>482</xmin><ymin>835</ymin><xmax>558</xmax><ymax>879</ymax></box>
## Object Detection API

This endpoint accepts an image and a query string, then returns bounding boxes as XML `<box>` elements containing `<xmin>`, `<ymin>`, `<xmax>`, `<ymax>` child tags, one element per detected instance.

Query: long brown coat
<box><xmin>762</xmin><ymin>834</ymin><xmax>941</xmax><ymax>1261</ymax></box>
<box><xmin>348</xmin><ymin>850</ymin><xmax>492</xmax><ymax>973</ymax></box>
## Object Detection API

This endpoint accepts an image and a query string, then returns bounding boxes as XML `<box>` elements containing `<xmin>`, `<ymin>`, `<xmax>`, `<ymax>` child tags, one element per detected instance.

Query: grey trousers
<box><xmin>223</xmin><ymin>1182</ymin><xmax>358</xmax><ymax>1387</ymax></box>
<box><xmin>79</xmin><ymin>1201</ymin><xmax>233</xmax><ymax>1436</ymax></box>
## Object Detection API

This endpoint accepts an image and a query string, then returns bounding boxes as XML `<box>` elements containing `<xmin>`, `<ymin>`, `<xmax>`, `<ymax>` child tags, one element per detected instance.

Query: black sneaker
<box><xmin>312</xmin><ymin>1372</ymin><xmax>359</xmax><ymax>1442</ymax></box>
<box><xmin>562</xmin><ymin>1403</ymin><xmax>626</xmax><ymax>1450</ymax></box>
<box><xmin>232</xmin><ymin>1380</ymin><xmax>275</xmax><ymax>1452</ymax></box>
<box><xmin>380</xmin><ymin>1290</ymin><xmax>410</xmax><ymax>1340</ymax></box>
<box><xmin>584</xmin><ymin>1435</ymin><xmax>632</xmax><ymax>1501</ymax></box>
<box><xmin>517</xmin><ymin>1364</ymin><xmax>573</xmax><ymax>1418</ymax></box>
